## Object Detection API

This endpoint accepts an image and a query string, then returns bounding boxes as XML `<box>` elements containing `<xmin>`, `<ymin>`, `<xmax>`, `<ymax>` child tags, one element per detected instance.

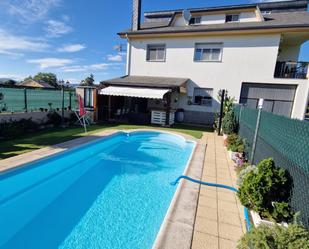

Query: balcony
<box><xmin>274</xmin><ymin>61</ymin><xmax>309</xmax><ymax>79</ymax></box>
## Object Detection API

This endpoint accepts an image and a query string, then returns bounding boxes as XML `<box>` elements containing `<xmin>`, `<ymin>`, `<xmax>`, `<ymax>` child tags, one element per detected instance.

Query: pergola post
<box><xmin>165</xmin><ymin>91</ymin><xmax>171</xmax><ymax>126</ymax></box>
<box><xmin>108</xmin><ymin>95</ymin><xmax>111</xmax><ymax>120</ymax></box>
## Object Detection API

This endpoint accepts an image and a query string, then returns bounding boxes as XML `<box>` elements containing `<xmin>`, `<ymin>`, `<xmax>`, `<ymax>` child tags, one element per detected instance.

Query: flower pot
<box><xmin>228</xmin><ymin>150</ymin><xmax>242</xmax><ymax>162</ymax></box>
<box><xmin>223</xmin><ymin>133</ymin><xmax>228</xmax><ymax>146</ymax></box>
<box><xmin>250</xmin><ymin>210</ymin><xmax>288</xmax><ymax>228</ymax></box>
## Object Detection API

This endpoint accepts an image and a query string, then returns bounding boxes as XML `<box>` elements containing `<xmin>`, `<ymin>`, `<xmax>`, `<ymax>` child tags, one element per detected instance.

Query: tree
<box><xmin>80</xmin><ymin>74</ymin><xmax>95</xmax><ymax>86</ymax></box>
<box><xmin>2</xmin><ymin>79</ymin><xmax>16</xmax><ymax>86</ymax></box>
<box><xmin>23</xmin><ymin>76</ymin><xmax>33</xmax><ymax>81</ymax></box>
<box><xmin>33</xmin><ymin>72</ymin><xmax>58</xmax><ymax>88</ymax></box>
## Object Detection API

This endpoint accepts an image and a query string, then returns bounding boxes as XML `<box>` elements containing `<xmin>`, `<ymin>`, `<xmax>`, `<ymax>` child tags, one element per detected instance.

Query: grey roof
<box><xmin>119</xmin><ymin>11</ymin><xmax>309</xmax><ymax>36</ymax></box>
<box><xmin>144</xmin><ymin>0</ymin><xmax>308</xmax><ymax>17</ymax></box>
<box><xmin>100</xmin><ymin>75</ymin><xmax>189</xmax><ymax>89</ymax></box>
<box><xmin>119</xmin><ymin>0</ymin><xmax>309</xmax><ymax>36</ymax></box>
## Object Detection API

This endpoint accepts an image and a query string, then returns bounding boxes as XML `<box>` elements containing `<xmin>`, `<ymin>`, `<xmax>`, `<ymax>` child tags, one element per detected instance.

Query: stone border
<box><xmin>0</xmin><ymin>129</ymin><xmax>206</xmax><ymax>249</ymax></box>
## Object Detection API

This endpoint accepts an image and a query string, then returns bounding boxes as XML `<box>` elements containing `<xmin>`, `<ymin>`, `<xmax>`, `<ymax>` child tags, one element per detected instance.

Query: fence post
<box><xmin>239</xmin><ymin>104</ymin><xmax>243</xmax><ymax>123</ymax></box>
<box><xmin>218</xmin><ymin>89</ymin><xmax>226</xmax><ymax>135</ymax></box>
<box><xmin>24</xmin><ymin>88</ymin><xmax>28</xmax><ymax>112</ymax></box>
<box><xmin>250</xmin><ymin>99</ymin><xmax>264</xmax><ymax>164</ymax></box>
<box><xmin>69</xmin><ymin>91</ymin><xmax>72</xmax><ymax>110</ymax></box>
<box><xmin>61</xmin><ymin>86</ymin><xmax>65</xmax><ymax>126</ymax></box>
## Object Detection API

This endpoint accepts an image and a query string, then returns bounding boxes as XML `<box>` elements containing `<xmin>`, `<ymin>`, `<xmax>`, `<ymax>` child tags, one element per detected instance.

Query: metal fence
<box><xmin>234</xmin><ymin>105</ymin><xmax>309</xmax><ymax>228</ymax></box>
<box><xmin>0</xmin><ymin>87</ymin><xmax>77</xmax><ymax>113</ymax></box>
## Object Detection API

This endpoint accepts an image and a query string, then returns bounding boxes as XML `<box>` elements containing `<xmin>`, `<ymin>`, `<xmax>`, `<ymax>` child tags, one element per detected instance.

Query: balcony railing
<box><xmin>274</xmin><ymin>61</ymin><xmax>309</xmax><ymax>79</ymax></box>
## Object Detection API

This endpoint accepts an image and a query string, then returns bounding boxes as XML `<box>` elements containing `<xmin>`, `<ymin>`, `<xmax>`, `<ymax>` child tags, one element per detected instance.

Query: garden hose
<box><xmin>171</xmin><ymin>175</ymin><xmax>251</xmax><ymax>231</ymax></box>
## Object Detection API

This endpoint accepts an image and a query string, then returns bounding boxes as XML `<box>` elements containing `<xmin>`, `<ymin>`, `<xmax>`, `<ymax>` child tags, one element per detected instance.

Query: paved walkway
<box><xmin>191</xmin><ymin>132</ymin><xmax>246</xmax><ymax>249</ymax></box>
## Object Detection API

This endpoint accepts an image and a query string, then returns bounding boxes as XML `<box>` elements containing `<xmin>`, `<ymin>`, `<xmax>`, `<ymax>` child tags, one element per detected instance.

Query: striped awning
<box><xmin>99</xmin><ymin>86</ymin><xmax>170</xmax><ymax>99</ymax></box>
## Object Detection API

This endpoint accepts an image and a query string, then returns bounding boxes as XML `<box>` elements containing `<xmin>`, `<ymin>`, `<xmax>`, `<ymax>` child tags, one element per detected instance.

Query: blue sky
<box><xmin>0</xmin><ymin>0</ymin><xmax>308</xmax><ymax>84</ymax></box>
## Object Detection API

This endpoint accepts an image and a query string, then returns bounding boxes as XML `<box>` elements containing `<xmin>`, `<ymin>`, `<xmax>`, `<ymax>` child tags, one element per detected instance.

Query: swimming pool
<box><xmin>0</xmin><ymin>131</ymin><xmax>195</xmax><ymax>249</ymax></box>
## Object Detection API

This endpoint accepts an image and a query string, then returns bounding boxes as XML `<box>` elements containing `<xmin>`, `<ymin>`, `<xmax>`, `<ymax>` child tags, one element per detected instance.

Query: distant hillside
<box><xmin>0</xmin><ymin>78</ymin><xmax>12</xmax><ymax>83</ymax></box>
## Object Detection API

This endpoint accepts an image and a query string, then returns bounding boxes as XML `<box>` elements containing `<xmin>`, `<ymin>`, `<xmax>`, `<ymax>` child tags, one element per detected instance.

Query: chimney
<box><xmin>132</xmin><ymin>0</ymin><xmax>141</xmax><ymax>31</ymax></box>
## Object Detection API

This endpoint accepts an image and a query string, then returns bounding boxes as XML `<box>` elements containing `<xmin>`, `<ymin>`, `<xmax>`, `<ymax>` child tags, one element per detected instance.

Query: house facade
<box><xmin>100</xmin><ymin>0</ymin><xmax>309</xmax><ymax>125</ymax></box>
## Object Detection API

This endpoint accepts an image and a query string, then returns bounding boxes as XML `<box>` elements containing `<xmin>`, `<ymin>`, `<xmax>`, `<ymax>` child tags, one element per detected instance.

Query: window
<box><xmin>193</xmin><ymin>88</ymin><xmax>213</xmax><ymax>106</ymax></box>
<box><xmin>84</xmin><ymin>88</ymin><xmax>93</xmax><ymax>107</ymax></box>
<box><xmin>189</xmin><ymin>16</ymin><xmax>202</xmax><ymax>25</ymax></box>
<box><xmin>146</xmin><ymin>44</ymin><xmax>166</xmax><ymax>62</ymax></box>
<box><xmin>194</xmin><ymin>43</ymin><xmax>223</xmax><ymax>62</ymax></box>
<box><xmin>225</xmin><ymin>14</ymin><xmax>239</xmax><ymax>23</ymax></box>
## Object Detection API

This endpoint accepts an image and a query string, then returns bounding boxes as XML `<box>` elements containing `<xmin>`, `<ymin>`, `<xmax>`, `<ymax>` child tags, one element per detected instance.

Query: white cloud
<box><xmin>0</xmin><ymin>74</ymin><xmax>25</xmax><ymax>81</ymax></box>
<box><xmin>6</xmin><ymin>0</ymin><xmax>60</xmax><ymax>23</ymax></box>
<box><xmin>61</xmin><ymin>15</ymin><xmax>70</xmax><ymax>22</ymax></box>
<box><xmin>27</xmin><ymin>58</ymin><xmax>74</xmax><ymax>69</ymax></box>
<box><xmin>61</xmin><ymin>63</ymin><xmax>109</xmax><ymax>72</ymax></box>
<box><xmin>0</xmin><ymin>28</ymin><xmax>48</xmax><ymax>56</ymax></box>
<box><xmin>107</xmin><ymin>53</ymin><xmax>123</xmax><ymax>62</ymax></box>
<box><xmin>45</xmin><ymin>20</ymin><xmax>73</xmax><ymax>38</ymax></box>
<box><xmin>57</xmin><ymin>44</ymin><xmax>86</xmax><ymax>53</ymax></box>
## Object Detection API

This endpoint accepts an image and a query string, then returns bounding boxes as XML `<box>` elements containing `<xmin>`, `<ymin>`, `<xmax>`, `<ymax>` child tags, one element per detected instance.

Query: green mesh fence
<box><xmin>0</xmin><ymin>87</ymin><xmax>26</xmax><ymax>112</ymax></box>
<box><xmin>234</xmin><ymin>105</ymin><xmax>309</xmax><ymax>228</ymax></box>
<box><xmin>0</xmin><ymin>87</ymin><xmax>77</xmax><ymax>113</ymax></box>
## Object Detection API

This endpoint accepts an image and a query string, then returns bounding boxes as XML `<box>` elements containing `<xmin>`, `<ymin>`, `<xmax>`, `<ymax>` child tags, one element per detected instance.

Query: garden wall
<box><xmin>0</xmin><ymin>111</ymin><xmax>74</xmax><ymax>123</ymax></box>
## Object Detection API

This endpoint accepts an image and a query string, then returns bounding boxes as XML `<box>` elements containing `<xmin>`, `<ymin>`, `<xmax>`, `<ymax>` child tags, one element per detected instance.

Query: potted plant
<box><xmin>226</xmin><ymin>133</ymin><xmax>245</xmax><ymax>163</ymax></box>
<box><xmin>237</xmin><ymin>158</ymin><xmax>293</xmax><ymax>227</ymax></box>
<box><xmin>238</xmin><ymin>221</ymin><xmax>309</xmax><ymax>249</ymax></box>
<box><xmin>221</xmin><ymin>110</ymin><xmax>237</xmax><ymax>145</ymax></box>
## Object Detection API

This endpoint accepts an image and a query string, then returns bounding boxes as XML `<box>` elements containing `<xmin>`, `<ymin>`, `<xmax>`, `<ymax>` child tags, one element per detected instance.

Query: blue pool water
<box><xmin>0</xmin><ymin>131</ymin><xmax>195</xmax><ymax>249</ymax></box>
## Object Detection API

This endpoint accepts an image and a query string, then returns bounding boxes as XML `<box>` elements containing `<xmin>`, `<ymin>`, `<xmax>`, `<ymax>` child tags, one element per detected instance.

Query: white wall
<box><xmin>201</xmin><ymin>14</ymin><xmax>226</xmax><ymax>24</ymax></box>
<box><xmin>172</xmin><ymin>11</ymin><xmax>259</xmax><ymax>26</ymax></box>
<box><xmin>127</xmin><ymin>33</ymin><xmax>308</xmax><ymax>119</ymax></box>
<box><xmin>277</xmin><ymin>45</ymin><xmax>301</xmax><ymax>61</ymax></box>
<box><xmin>239</xmin><ymin>12</ymin><xmax>259</xmax><ymax>22</ymax></box>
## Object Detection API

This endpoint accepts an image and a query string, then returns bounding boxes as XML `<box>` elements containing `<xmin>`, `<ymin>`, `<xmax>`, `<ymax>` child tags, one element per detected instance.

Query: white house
<box><xmin>99</xmin><ymin>0</ymin><xmax>309</xmax><ymax>125</ymax></box>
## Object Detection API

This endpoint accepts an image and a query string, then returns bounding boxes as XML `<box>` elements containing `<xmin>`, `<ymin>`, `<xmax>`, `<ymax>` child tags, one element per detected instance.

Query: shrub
<box><xmin>237</xmin><ymin>164</ymin><xmax>257</xmax><ymax>186</ymax></box>
<box><xmin>0</xmin><ymin>118</ymin><xmax>39</xmax><ymax>139</ymax></box>
<box><xmin>227</xmin><ymin>134</ymin><xmax>245</xmax><ymax>153</ymax></box>
<box><xmin>238</xmin><ymin>224</ymin><xmax>309</xmax><ymax>249</ymax></box>
<box><xmin>222</xmin><ymin>110</ymin><xmax>237</xmax><ymax>135</ymax></box>
<box><xmin>237</xmin><ymin>158</ymin><xmax>293</xmax><ymax>222</ymax></box>
<box><xmin>68</xmin><ymin>112</ymin><xmax>78</xmax><ymax>124</ymax></box>
<box><xmin>47</xmin><ymin>111</ymin><xmax>62</xmax><ymax>127</ymax></box>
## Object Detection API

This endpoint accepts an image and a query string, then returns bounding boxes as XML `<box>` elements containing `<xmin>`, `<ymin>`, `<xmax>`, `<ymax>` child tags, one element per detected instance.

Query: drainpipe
<box><xmin>126</xmin><ymin>35</ymin><xmax>132</xmax><ymax>75</ymax></box>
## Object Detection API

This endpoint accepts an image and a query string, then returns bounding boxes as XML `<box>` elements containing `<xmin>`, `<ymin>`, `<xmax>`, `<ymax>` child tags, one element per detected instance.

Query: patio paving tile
<box><xmin>218</xmin><ymin>199</ymin><xmax>239</xmax><ymax>214</ymax></box>
<box><xmin>196</xmin><ymin>206</ymin><xmax>218</xmax><ymax>221</ymax></box>
<box><xmin>198</xmin><ymin>196</ymin><xmax>217</xmax><ymax>209</ymax></box>
<box><xmin>217</xmin><ymin>191</ymin><xmax>237</xmax><ymax>203</ymax></box>
<box><xmin>199</xmin><ymin>187</ymin><xmax>217</xmax><ymax>199</ymax></box>
<box><xmin>219</xmin><ymin>238</ymin><xmax>238</xmax><ymax>249</ymax></box>
<box><xmin>194</xmin><ymin>217</ymin><xmax>218</xmax><ymax>236</ymax></box>
<box><xmin>192</xmin><ymin>231</ymin><xmax>219</xmax><ymax>249</ymax></box>
<box><xmin>218</xmin><ymin>223</ymin><xmax>243</xmax><ymax>241</ymax></box>
<box><xmin>218</xmin><ymin>209</ymin><xmax>242</xmax><ymax>227</ymax></box>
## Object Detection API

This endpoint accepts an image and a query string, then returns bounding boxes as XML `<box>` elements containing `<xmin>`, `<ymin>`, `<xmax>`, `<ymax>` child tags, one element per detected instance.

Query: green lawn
<box><xmin>0</xmin><ymin>124</ymin><xmax>212</xmax><ymax>160</ymax></box>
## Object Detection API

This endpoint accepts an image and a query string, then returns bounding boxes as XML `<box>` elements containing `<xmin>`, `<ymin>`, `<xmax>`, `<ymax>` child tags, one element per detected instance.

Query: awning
<box><xmin>99</xmin><ymin>86</ymin><xmax>170</xmax><ymax>99</ymax></box>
